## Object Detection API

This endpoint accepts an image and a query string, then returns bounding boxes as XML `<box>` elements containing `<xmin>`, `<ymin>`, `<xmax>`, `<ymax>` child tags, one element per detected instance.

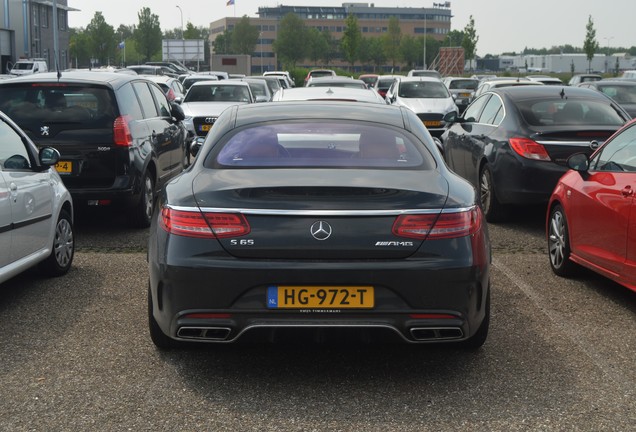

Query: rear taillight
<box><xmin>393</xmin><ymin>207</ymin><xmax>482</xmax><ymax>239</ymax></box>
<box><xmin>509</xmin><ymin>137</ymin><xmax>550</xmax><ymax>161</ymax></box>
<box><xmin>160</xmin><ymin>208</ymin><xmax>250</xmax><ymax>239</ymax></box>
<box><xmin>166</xmin><ymin>88</ymin><xmax>176</xmax><ymax>102</ymax></box>
<box><xmin>113</xmin><ymin>115</ymin><xmax>133</xmax><ymax>147</ymax></box>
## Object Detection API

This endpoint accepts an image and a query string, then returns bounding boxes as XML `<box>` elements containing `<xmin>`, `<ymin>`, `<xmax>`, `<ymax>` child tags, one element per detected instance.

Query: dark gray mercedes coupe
<box><xmin>148</xmin><ymin>101</ymin><xmax>491</xmax><ymax>349</ymax></box>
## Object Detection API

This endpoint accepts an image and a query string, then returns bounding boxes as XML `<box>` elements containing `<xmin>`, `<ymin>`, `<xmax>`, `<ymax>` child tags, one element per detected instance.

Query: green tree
<box><xmin>135</xmin><ymin>7</ymin><xmax>162</xmax><ymax>62</ymax></box>
<box><xmin>583</xmin><ymin>15</ymin><xmax>599</xmax><ymax>72</ymax></box>
<box><xmin>400</xmin><ymin>35</ymin><xmax>420</xmax><ymax>70</ymax></box>
<box><xmin>320</xmin><ymin>29</ymin><xmax>337</xmax><ymax>66</ymax></box>
<box><xmin>341</xmin><ymin>14</ymin><xmax>361</xmax><ymax>70</ymax></box>
<box><xmin>213</xmin><ymin>29</ymin><xmax>233</xmax><ymax>54</ymax></box>
<box><xmin>272</xmin><ymin>13</ymin><xmax>307</xmax><ymax>69</ymax></box>
<box><xmin>231</xmin><ymin>15</ymin><xmax>259</xmax><ymax>55</ymax></box>
<box><xmin>383</xmin><ymin>16</ymin><xmax>401</xmax><ymax>70</ymax></box>
<box><xmin>368</xmin><ymin>37</ymin><xmax>387</xmax><ymax>72</ymax></box>
<box><xmin>85</xmin><ymin>12</ymin><xmax>116</xmax><ymax>66</ymax></box>
<box><xmin>445</xmin><ymin>30</ymin><xmax>464</xmax><ymax>48</ymax></box>
<box><xmin>68</xmin><ymin>28</ymin><xmax>91</xmax><ymax>68</ymax></box>
<box><xmin>307</xmin><ymin>28</ymin><xmax>330</xmax><ymax>68</ymax></box>
<box><xmin>462</xmin><ymin>15</ymin><xmax>478</xmax><ymax>71</ymax></box>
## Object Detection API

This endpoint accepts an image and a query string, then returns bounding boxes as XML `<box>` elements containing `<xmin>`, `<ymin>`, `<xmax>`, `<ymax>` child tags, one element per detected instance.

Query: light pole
<box><xmin>603</xmin><ymin>36</ymin><xmax>614</xmax><ymax>74</ymax></box>
<box><xmin>176</xmin><ymin>5</ymin><xmax>184</xmax><ymax>65</ymax></box>
<box><xmin>423</xmin><ymin>10</ymin><xmax>427</xmax><ymax>69</ymax></box>
<box><xmin>259</xmin><ymin>32</ymin><xmax>263</xmax><ymax>74</ymax></box>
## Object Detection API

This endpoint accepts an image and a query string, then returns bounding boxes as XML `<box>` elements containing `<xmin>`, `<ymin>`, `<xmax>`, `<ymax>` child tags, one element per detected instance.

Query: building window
<box><xmin>32</xmin><ymin>5</ymin><xmax>39</xmax><ymax>26</ymax></box>
<box><xmin>58</xmin><ymin>10</ymin><xmax>67</xmax><ymax>31</ymax></box>
<box><xmin>41</xmin><ymin>7</ymin><xmax>49</xmax><ymax>28</ymax></box>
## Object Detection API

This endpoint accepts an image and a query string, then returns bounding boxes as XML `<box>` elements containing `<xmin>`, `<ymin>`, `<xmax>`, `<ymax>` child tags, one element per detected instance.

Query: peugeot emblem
<box><xmin>310</xmin><ymin>221</ymin><xmax>332</xmax><ymax>241</ymax></box>
<box><xmin>40</xmin><ymin>126</ymin><xmax>50</xmax><ymax>136</ymax></box>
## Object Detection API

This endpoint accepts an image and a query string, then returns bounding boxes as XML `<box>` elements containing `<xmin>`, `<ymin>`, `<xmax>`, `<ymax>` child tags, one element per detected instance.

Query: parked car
<box><xmin>547</xmin><ymin>118</ymin><xmax>636</xmax><ymax>292</ymax></box>
<box><xmin>526</xmin><ymin>75</ymin><xmax>564</xmax><ymax>86</ymax></box>
<box><xmin>145</xmin><ymin>61</ymin><xmax>190</xmax><ymax>76</ymax></box>
<box><xmin>180</xmin><ymin>80</ymin><xmax>255</xmax><ymax>155</ymax></box>
<box><xmin>9</xmin><ymin>58</ymin><xmax>48</xmax><ymax>76</ymax></box>
<box><xmin>144</xmin><ymin>75</ymin><xmax>186</xmax><ymax>104</ymax></box>
<box><xmin>385</xmin><ymin>76</ymin><xmax>458</xmax><ymax>138</ymax></box>
<box><xmin>0</xmin><ymin>110</ymin><xmax>74</xmax><ymax>284</ymax></box>
<box><xmin>231</xmin><ymin>77</ymin><xmax>273</xmax><ymax>102</ymax></box>
<box><xmin>621</xmin><ymin>70</ymin><xmax>636</xmax><ymax>80</ymax></box>
<box><xmin>407</xmin><ymin>69</ymin><xmax>442</xmax><ymax>79</ymax></box>
<box><xmin>306</xmin><ymin>76</ymin><xmax>368</xmax><ymax>89</ymax></box>
<box><xmin>148</xmin><ymin>101</ymin><xmax>491</xmax><ymax>349</ymax></box>
<box><xmin>263</xmin><ymin>71</ymin><xmax>295</xmax><ymax>88</ymax></box>
<box><xmin>125</xmin><ymin>65</ymin><xmax>166</xmax><ymax>76</ymax></box>
<box><xmin>243</xmin><ymin>75</ymin><xmax>282</xmax><ymax>97</ymax></box>
<box><xmin>304</xmin><ymin>69</ymin><xmax>336</xmax><ymax>86</ymax></box>
<box><xmin>271</xmin><ymin>86</ymin><xmax>387</xmax><ymax>104</ymax></box>
<box><xmin>373</xmin><ymin>74</ymin><xmax>401</xmax><ymax>99</ymax></box>
<box><xmin>441</xmin><ymin>86</ymin><xmax>630</xmax><ymax>222</ymax></box>
<box><xmin>0</xmin><ymin>71</ymin><xmax>188</xmax><ymax>227</ymax></box>
<box><xmin>182</xmin><ymin>74</ymin><xmax>219</xmax><ymax>92</ymax></box>
<box><xmin>442</xmin><ymin>77</ymin><xmax>480</xmax><ymax>114</ymax></box>
<box><xmin>568</xmin><ymin>74</ymin><xmax>602</xmax><ymax>86</ymax></box>
<box><xmin>358</xmin><ymin>74</ymin><xmax>379</xmax><ymax>87</ymax></box>
<box><xmin>472</xmin><ymin>78</ymin><xmax>541</xmax><ymax>102</ymax></box>
<box><xmin>577</xmin><ymin>79</ymin><xmax>636</xmax><ymax>117</ymax></box>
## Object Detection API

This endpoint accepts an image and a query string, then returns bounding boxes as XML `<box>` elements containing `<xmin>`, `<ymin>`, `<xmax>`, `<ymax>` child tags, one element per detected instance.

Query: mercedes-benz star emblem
<box><xmin>310</xmin><ymin>221</ymin><xmax>332</xmax><ymax>241</ymax></box>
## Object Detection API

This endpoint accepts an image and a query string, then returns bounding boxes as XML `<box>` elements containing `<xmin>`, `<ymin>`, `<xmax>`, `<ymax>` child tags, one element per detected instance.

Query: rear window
<box><xmin>517</xmin><ymin>98</ymin><xmax>626</xmax><ymax>127</ymax></box>
<box><xmin>0</xmin><ymin>83</ymin><xmax>118</xmax><ymax>126</ymax></box>
<box><xmin>208</xmin><ymin>122</ymin><xmax>433</xmax><ymax>169</ymax></box>
<box><xmin>310</xmin><ymin>71</ymin><xmax>335</xmax><ymax>78</ymax></box>
<box><xmin>448</xmin><ymin>80</ymin><xmax>479</xmax><ymax>90</ymax></box>
<box><xmin>598</xmin><ymin>85</ymin><xmax>636</xmax><ymax>104</ymax></box>
<box><xmin>184</xmin><ymin>84</ymin><xmax>250</xmax><ymax>103</ymax></box>
<box><xmin>399</xmin><ymin>81</ymin><xmax>449</xmax><ymax>99</ymax></box>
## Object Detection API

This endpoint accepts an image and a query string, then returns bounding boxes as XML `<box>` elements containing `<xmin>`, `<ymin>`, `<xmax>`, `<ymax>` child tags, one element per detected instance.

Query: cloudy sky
<box><xmin>67</xmin><ymin>0</ymin><xmax>632</xmax><ymax>55</ymax></box>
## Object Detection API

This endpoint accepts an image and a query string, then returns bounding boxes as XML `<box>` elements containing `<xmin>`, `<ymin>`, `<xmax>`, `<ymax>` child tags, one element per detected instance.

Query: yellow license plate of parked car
<box><xmin>267</xmin><ymin>286</ymin><xmax>374</xmax><ymax>309</ymax></box>
<box><xmin>55</xmin><ymin>161</ymin><xmax>72</xmax><ymax>174</ymax></box>
<box><xmin>460</xmin><ymin>92</ymin><xmax>471</xmax><ymax>97</ymax></box>
<box><xmin>199</xmin><ymin>125</ymin><xmax>211</xmax><ymax>132</ymax></box>
<box><xmin>423</xmin><ymin>120</ymin><xmax>441</xmax><ymax>127</ymax></box>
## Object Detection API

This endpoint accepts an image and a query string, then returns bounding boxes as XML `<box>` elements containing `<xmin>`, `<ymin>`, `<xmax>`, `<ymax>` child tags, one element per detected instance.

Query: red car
<box><xmin>547</xmin><ymin>118</ymin><xmax>636</xmax><ymax>292</ymax></box>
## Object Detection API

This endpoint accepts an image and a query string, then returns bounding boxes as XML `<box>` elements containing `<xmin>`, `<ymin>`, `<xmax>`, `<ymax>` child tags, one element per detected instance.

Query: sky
<box><xmin>67</xmin><ymin>0</ymin><xmax>633</xmax><ymax>55</ymax></box>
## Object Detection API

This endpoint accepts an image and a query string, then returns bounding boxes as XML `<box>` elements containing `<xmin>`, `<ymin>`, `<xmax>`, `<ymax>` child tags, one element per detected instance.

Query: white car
<box><xmin>385</xmin><ymin>76</ymin><xmax>458</xmax><ymax>138</ymax></box>
<box><xmin>180</xmin><ymin>80</ymin><xmax>255</xmax><ymax>154</ymax></box>
<box><xmin>272</xmin><ymin>86</ymin><xmax>387</xmax><ymax>104</ymax></box>
<box><xmin>0</xmin><ymin>111</ymin><xmax>74</xmax><ymax>284</ymax></box>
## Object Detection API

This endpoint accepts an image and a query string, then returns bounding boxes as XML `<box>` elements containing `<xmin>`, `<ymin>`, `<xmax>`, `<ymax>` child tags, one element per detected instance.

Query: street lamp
<box><xmin>603</xmin><ymin>36</ymin><xmax>614</xmax><ymax>74</ymax></box>
<box><xmin>176</xmin><ymin>5</ymin><xmax>184</xmax><ymax>65</ymax></box>
<box><xmin>259</xmin><ymin>32</ymin><xmax>263</xmax><ymax>74</ymax></box>
<box><xmin>423</xmin><ymin>10</ymin><xmax>427</xmax><ymax>69</ymax></box>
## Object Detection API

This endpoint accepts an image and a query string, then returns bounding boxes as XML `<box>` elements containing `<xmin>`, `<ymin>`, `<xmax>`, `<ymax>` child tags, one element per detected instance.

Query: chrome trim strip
<box><xmin>536</xmin><ymin>140</ymin><xmax>599</xmax><ymax>147</ymax></box>
<box><xmin>166</xmin><ymin>205</ymin><xmax>475</xmax><ymax>216</ymax></box>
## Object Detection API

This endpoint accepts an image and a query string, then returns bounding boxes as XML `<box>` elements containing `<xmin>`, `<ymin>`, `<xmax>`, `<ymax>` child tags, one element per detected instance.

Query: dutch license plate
<box><xmin>267</xmin><ymin>286</ymin><xmax>374</xmax><ymax>309</ymax></box>
<box><xmin>55</xmin><ymin>161</ymin><xmax>72</xmax><ymax>174</ymax></box>
<box><xmin>424</xmin><ymin>120</ymin><xmax>441</xmax><ymax>127</ymax></box>
<box><xmin>460</xmin><ymin>92</ymin><xmax>471</xmax><ymax>97</ymax></box>
<box><xmin>199</xmin><ymin>124</ymin><xmax>211</xmax><ymax>132</ymax></box>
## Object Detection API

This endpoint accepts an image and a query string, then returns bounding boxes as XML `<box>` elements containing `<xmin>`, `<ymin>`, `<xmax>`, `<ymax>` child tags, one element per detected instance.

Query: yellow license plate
<box><xmin>424</xmin><ymin>120</ymin><xmax>442</xmax><ymax>127</ymax></box>
<box><xmin>55</xmin><ymin>161</ymin><xmax>72</xmax><ymax>173</ymax></box>
<box><xmin>267</xmin><ymin>286</ymin><xmax>374</xmax><ymax>309</ymax></box>
<box><xmin>199</xmin><ymin>124</ymin><xmax>211</xmax><ymax>132</ymax></box>
<box><xmin>459</xmin><ymin>92</ymin><xmax>471</xmax><ymax>97</ymax></box>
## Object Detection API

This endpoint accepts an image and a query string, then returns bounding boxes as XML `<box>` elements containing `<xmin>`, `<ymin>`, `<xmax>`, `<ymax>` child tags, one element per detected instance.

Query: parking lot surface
<box><xmin>0</xmin><ymin>206</ymin><xmax>634</xmax><ymax>431</ymax></box>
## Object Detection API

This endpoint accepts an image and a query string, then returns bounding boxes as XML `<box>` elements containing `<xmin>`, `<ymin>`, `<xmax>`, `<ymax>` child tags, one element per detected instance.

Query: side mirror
<box><xmin>171</xmin><ymin>102</ymin><xmax>185</xmax><ymax>121</ymax></box>
<box><xmin>567</xmin><ymin>153</ymin><xmax>590</xmax><ymax>172</ymax></box>
<box><xmin>190</xmin><ymin>137</ymin><xmax>205</xmax><ymax>158</ymax></box>
<box><xmin>39</xmin><ymin>147</ymin><xmax>60</xmax><ymax>166</ymax></box>
<box><xmin>443</xmin><ymin>111</ymin><xmax>458</xmax><ymax>124</ymax></box>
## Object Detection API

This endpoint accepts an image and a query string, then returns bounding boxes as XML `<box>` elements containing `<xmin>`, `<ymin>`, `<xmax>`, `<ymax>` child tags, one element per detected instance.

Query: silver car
<box><xmin>0</xmin><ymin>111</ymin><xmax>74</xmax><ymax>284</ymax></box>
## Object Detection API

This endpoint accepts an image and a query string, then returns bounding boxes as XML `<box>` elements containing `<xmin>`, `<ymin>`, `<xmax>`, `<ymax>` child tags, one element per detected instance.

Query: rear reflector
<box><xmin>160</xmin><ymin>208</ymin><xmax>250</xmax><ymax>239</ymax></box>
<box><xmin>393</xmin><ymin>207</ymin><xmax>482</xmax><ymax>239</ymax></box>
<box><xmin>509</xmin><ymin>137</ymin><xmax>550</xmax><ymax>161</ymax></box>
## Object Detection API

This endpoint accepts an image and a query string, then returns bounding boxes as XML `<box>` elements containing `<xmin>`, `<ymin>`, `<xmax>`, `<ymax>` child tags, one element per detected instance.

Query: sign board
<box><xmin>162</xmin><ymin>39</ymin><xmax>205</xmax><ymax>63</ymax></box>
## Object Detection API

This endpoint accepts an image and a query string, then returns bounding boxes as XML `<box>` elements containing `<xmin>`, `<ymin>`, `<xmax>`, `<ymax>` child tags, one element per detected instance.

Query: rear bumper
<box><xmin>492</xmin><ymin>156</ymin><xmax>567</xmax><ymax>205</ymax></box>
<box><xmin>149</xmin><ymin>251</ymin><xmax>490</xmax><ymax>344</ymax></box>
<box><xmin>66</xmin><ymin>175</ymin><xmax>140</xmax><ymax>203</ymax></box>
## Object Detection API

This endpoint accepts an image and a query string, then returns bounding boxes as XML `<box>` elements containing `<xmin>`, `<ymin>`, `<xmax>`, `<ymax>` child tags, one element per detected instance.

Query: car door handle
<box><xmin>621</xmin><ymin>185</ymin><xmax>633</xmax><ymax>197</ymax></box>
<box><xmin>9</xmin><ymin>182</ymin><xmax>17</xmax><ymax>202</ymax></box>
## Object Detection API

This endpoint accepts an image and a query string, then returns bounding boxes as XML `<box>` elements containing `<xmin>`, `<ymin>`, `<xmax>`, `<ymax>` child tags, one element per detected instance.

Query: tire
<box><xmin>148</xmin><ymin>283</ymin><xmax>182</xmax><ymax>349</ymax></box>
<box><xmin>548</xmin><ymin>204</ymin><xmax>578</xmax><ymax>277</ymax></box>
<box><xmin>460</xmin><ymin>287</ymin><xmax>490</xmax><ymax>350</ymax></box>
<box><xmin>132</xmin><ymin>172</ymin><xmax>155</xmax><ymax>228</ymax></box>
<box><xmin>39</xmin><ymin>209</ymin><xmax>74</xmax><ymax>277</ymax></box>
<box><xmin>479</xmin><ymin>164</ymin><xmax>508</xmax><ymax>223</ymax></box>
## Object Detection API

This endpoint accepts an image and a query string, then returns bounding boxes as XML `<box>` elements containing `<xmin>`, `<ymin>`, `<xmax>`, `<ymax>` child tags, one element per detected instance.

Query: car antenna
<box><xmin>559</xmin><ymin>88</ymin><xmax>566</xmax><ymax>99</ymax></box>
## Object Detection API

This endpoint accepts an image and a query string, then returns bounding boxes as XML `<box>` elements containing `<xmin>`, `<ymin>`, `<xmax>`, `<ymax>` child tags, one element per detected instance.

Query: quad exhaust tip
<box><xmin>177</xmin><ymin>326</ymin><xmax>231</xmax><ymax>341</ymax></box>
<box><xmin>410</xmin><ymin>327</ymin><xmax>463</xmax><ymax>341</ymax></box>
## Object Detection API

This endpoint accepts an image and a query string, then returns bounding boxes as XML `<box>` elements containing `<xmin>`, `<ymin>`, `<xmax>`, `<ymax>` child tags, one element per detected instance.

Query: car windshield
<box><xmin>517</xmin><ymin>98</ymin><xmax>626</xmax><ymax>126</ymax></box>
<box><xmin>13</xmin><ymin>62</ymin><xmax>33</xmax><ymax>70</ymax></box>
<box><xmin>399</xmin><ymin>81</ymin><xmax>449</xmax><ymax>99</ymax></box>
<box><xmin>184</xmin><ymin>85</ymin><xmax>250</xmax><ymax>103</ymax></box>
<box><xmin>183</xmin><ymin>77</ymin><xmax>217</xmax><ymax>91</ymax></box>
<box><xmin>598</xmin><ymin>85</ymin><xmax>636</xmax><ymax>104</ymax></box>
<box><xmin>310</xmin><ymin>71</ymin><xmax>334</xmax><ymax>78</ymax></box>
<box><xmin>448</xmin><ymin>80</ymin><xmax>479</xmax><ymax>90</ymax></box>
<box><xmin>208</xmin><ymin>122</ymin><xmax>432</xmax><ymax>169</ymax></box>
<box><xmin>0</xmin><ymin>84</ymin><xmax>117</xmax><ymax>126</ymax></box>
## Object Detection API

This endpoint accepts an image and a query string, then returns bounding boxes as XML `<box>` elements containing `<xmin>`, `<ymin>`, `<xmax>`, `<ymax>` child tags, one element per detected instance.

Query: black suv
<box><xmin>0</xmin><ymin>71</ymin><xmax>187</xmax><ymax>227</ymax></box>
